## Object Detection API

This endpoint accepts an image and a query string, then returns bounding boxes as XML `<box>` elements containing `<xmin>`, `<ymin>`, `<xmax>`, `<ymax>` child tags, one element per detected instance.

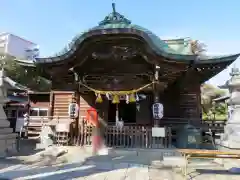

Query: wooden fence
<box><xmin>74</xmin><ymin>125</ymin><xmax>172</xmax><ymax>149</ymax></box>
<box><xmin>23</xmin><ymin>116</ymin><xmax>226</xmax><ymax>147</ymax></box>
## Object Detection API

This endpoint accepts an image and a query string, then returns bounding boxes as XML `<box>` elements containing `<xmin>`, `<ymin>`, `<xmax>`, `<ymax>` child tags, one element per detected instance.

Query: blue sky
<box><xmin>1</xmin><ymin>0</ymin><xmax>240</xmax><ymax>85</ymax></box>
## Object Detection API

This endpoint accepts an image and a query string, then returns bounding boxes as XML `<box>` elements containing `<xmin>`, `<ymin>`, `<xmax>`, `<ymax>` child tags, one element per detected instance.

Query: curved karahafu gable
<box><xmin>16</xmin><ymin>3</ymin><xmax>240</xmax><ymax>67</ymax></box>
<box><xmin>19</xmin><ymin>3</ymin><xmax>199</xmax><ymax>64</ymax></box>
<box><xmin>15</xmin><ymin>3</ymin><xmax>240</xmax><ymax>86</ymax></box>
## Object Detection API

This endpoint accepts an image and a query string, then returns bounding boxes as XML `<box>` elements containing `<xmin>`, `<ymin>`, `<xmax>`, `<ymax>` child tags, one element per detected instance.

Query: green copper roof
<box><xmin>165</xmin><ymin>38</ymin><xmax>193</xmax><ymax>55</ymax></box>
<box><xmin>16</xmin><ymin>3</ymin><xmax>240</xmax><ymax>66</ymax></box>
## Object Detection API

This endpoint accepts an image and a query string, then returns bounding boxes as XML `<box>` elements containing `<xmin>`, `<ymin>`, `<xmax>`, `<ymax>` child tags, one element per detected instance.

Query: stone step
<box><xmin>0</xmin><ymin>123</ymin><xmax>10</xmax><ymax>128</ymax></box>
<box><xmin>0</xmin><ymin>133</ymin><xmax>17</xmax><ymax>140</ymax></box>
<box><xmin>0</xmin><ymin>119</ymin><xmax>10</xmax><ymax>128</ymax></box>
<box><xmin>0</xmin><ymin>127</ymin><xmax>13</xmax><ymax>134</ymax></box>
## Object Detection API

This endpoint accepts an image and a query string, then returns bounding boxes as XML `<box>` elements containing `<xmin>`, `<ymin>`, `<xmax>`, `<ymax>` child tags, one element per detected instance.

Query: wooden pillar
<box><xmin>74</xmin><ymin>75</ymin><xmax>81</xmax><ymax>144</ymax></box>
<box><xmin>69</xmin><ymin>69</ymin><xmax>80</xmax><ymax>144</ymax></box>
<box><xmin>153</xmin><ymin>65</ymin><xmax>160</xmax><ymax>127</ymax></box>
<box><xmin>48</xmin><ymin>91</ymin><xmax>54</xmax><ymax>119</ymax></box>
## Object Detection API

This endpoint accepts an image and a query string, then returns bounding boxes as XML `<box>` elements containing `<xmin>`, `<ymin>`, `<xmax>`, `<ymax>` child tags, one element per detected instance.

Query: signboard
<box><xmin>56</xmin><ymin>123</ymin><xmax>70</xmax><ymax>132</ymax></box>
<box><xmin>152</xmin><ymin>103</ymin><xmax>163</xmax><ymax>119</ymax></box>
<box><xmin>152</xmin><ymin>127</ymin><xmax>166</xmax><ymax>137</ymax></box>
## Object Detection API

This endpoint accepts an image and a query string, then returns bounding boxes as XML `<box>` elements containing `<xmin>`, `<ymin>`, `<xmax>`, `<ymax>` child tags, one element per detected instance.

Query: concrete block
<box><xmin>162</xmin><ymin>156</ymin><xmax>186</xmax><ymax>167</ymax></box>
<box><xmin>111</xmin><ymin>149</ymin><xmax>137</xmax><ymax>156</ymax></box>
<box><xmin>36</xmin><ymin>143</ymin><xmax>47</xmax><ymax>150</ymax></box>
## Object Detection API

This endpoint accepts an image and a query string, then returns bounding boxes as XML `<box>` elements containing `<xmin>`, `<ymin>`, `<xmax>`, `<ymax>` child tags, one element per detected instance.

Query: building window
<box><xmin>0</xmin><ymin>42</ymin><xmax>5</xmax><ymax>47</ymax></box>
<box><xmin>0</xmin><ymin>45</ymin><xmax>5</xmax><ymax>54</ymax></box>
<box><xmin>5</xmin><ymin>109</ymin><xmax>17</xmax><ymax>118</ymax></box>
<box><xmin>30</xmin><ymin>108</ymin><xmax>38</xmax><ymax>116</ymax></box>
<box><xmin>39</xmin><ymin>109</ymin><xmax>48</xmax><ymax>116</ymax></box>
<box><xmin>30</xmin><ymin>108</ymin><xmax>48</xmax><ymax>117</ymax></box>
<box><xmin>10</xmin><ymin>110</ymin><xmax>17</xmax><ymax>118</ymax></box>
<box><xmin>0</xmin><ymin>35</ymin><xmax>7</xmax><ymax>41</ymax></box>
<box><xmin>18</xmin><ymin>110</ymin><xmax>25</xmax><ymax>118</ymax></box>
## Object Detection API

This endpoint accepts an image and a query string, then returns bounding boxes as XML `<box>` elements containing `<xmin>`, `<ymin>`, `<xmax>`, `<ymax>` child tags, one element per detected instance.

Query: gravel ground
<box><xmin>0</xmin><ymin>144</ymin><xmax>240</xmax><ymax>180</ymax></box>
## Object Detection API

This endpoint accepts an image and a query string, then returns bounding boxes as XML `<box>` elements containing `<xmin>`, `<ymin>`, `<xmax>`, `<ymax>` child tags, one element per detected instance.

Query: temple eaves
<box><xmin>14</xmin><ymin>3</ymin><xmax>240</xmax><ymax>66</ymax></box>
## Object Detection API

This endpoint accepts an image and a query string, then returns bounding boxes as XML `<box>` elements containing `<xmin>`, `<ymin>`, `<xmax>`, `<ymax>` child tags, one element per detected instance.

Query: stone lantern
<box><xmin>0</xmin><ymin>68</ymin><xmax>9</xmax><ymax>120</ymax></box>
<box><xmin>0</xmin><ymin>67</ymin><xmax>19</xmax><ymax>156</ymax></box>
<box><xmin>219</xmin><ymin>66</ymin><xmax>240</xmax><ymax>149</ymax></box>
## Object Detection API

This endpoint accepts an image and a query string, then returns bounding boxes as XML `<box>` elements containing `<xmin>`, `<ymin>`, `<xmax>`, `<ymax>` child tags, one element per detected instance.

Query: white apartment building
<box><xmin>0</xmin><ymin>32</ymin><xmax>39</xmax><ymax>59</ymax></box>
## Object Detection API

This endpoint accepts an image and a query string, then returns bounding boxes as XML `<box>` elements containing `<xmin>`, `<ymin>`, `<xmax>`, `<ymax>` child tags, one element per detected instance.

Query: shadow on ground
<box><xmin>0</xmin><ymin>153</ymin><xmax>176</xmax><ymax>180</ymax></box>
<box><xmin>196</xmin><ymin>168</ymin><xmax>240</xmax><ymax>175</ymax></box>
<box><xmin>1</xmin><ymin>145</ymin><xmax>240</xmax><ymax>180</ymax></box>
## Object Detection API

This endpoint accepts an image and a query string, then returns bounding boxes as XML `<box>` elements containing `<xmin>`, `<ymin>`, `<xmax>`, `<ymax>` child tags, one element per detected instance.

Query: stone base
<box><xmin>0</xmin><ymin>97</ymin><xmax>17</xmax><ymax>157</ymax></box>
<box><xmin>162</xmin><ymin>156</ymin><xmax>186</xmax><ymax>167</ymax></box>
<box><xmin>0</xmin><ymin>120</ymin><xmax>10</xmax><ymax>128</ymax></box>
<box><xmin>0</xmin><ymin>134</ymin><xmax>17</xmax><ymax>157</ymax></box>
<box><xmin>219</xmin><ymin>124</ymin><xmax>240</xmax><ymax>149</ymax></box>
<box><xmin>36</xmin><ymin>142</ymin><xmax>53</xmax><ymax>150</ymax></box>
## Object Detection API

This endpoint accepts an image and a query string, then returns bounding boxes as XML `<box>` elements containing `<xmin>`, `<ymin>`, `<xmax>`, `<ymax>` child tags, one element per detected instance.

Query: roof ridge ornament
<box><xmin>98</xmin><ymin>3</ymin><xmax>131</xmax><ymax>26</ymax></box>
<box><xmin>112</xmin><ymin>2</ymin><xmax>116</xmax><ymax>14</ymax></box>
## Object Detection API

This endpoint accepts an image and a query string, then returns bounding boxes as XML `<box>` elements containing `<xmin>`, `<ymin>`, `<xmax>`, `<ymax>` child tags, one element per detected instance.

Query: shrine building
<box><xmin>16</xmin><ymin>4</ymin><xmax>239</xmax><ymax>147</ymax></box>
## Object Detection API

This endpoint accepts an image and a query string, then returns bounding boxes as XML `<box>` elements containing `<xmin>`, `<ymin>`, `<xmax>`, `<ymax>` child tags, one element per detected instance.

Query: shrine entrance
<box><xmin>108</xmin><ymin>100</ymin><xmax>136</xmax><ymax>124</ymax></box>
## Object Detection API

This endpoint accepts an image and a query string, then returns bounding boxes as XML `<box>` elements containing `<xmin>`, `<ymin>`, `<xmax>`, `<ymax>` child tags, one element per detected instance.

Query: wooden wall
<box><xmin>50</xmin><ymin>91</ymin><xmax>74</xmax><ymax>117</ymax></box>
<box><xmin>49</xmin><ymin>82</ymin><xmax>202</xmax><ymax>126</ymax></box>
<box><xmin>160</xmin><ymin>81</ymin><xmax>202</xmax><ymax>124</ymax></box>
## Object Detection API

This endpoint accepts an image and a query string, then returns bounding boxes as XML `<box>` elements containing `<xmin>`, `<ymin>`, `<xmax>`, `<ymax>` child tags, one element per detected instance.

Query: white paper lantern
<box><xmin>152</xmin><ymin>103</ymin><xmax>163</xmax><ymax>119</ymax></box>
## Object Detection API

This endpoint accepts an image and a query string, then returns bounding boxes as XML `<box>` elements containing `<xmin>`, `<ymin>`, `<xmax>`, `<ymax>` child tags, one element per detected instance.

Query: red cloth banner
<box><xmin>86</xmin><ymin>107</ymin><xmax>98</xmax><ymax>127</ymax></box>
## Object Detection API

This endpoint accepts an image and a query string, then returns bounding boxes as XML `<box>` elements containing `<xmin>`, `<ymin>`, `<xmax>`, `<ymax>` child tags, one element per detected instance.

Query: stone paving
<box><xmin>0</xmin><ymin>146</ymin><xmax>240</xmax><ymax>180</ymax></box>
<box><xmin>1</xmin><ymin>158</ymin><xmax>240</xmax><ymax>180</ymax></box>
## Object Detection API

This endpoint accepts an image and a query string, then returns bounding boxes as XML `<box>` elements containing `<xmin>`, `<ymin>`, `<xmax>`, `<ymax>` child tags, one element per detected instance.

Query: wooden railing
<box><xmin>202</xmin><ymin>120</ymin><xmax>226</xmax><ymax>132</ymax></box>
<box><xmin>76</xmin><ymin>125</ymin><xmax>172</xmax><ymax>149</ymax></box>
<box><xmin>161</xmin><ymin>117</ymin><xmax>226</xmax><ymax>127</ymax></box>
<box><xmin>27</xmin><ymin>116</ymin><xmax>72</xmax><ymax>125</ymax></box>
<box><xmin>24</xmin><ymin>116</ymin><xmax>227</xmax><ymax>127</ymax></box>
<box><xmin>26</xmin><ymin>116</ymin><xmax>71</xmax><ymax>137</ymax></box>
<box><xmin>22</xmin><ymin>116</ymin><xmax>226</xmax><ymax>143</ymax></box>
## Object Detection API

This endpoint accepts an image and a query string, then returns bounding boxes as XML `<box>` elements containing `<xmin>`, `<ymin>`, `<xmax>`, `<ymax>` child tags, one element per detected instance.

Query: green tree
<box><xmin>201</xmin><ymin>83</ymin><xmax>227</xmax><ymax>118</ymax></box>
<box><xmin>0</xmin><ymin>54</ymin><xmax>51</xmax><ymax>91</ymax></box>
